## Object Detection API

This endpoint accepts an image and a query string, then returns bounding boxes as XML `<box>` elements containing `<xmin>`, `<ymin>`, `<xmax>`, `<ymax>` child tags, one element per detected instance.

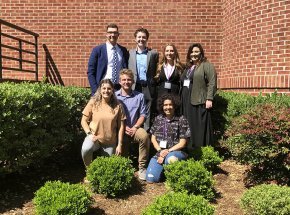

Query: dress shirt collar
<box><xmin>116</xmin><ymin>89</ymin><xmax>136</xmax><ymax>97</ymax></box>
<box><xmin>136</xmin><ymin>47</ymin><xmax>148</xmax><ymax>54</ymax></box>
<box><xmin>106</xmin><ymin>41</ymin><xmax>118</xmax><ymax>50</ymax></box>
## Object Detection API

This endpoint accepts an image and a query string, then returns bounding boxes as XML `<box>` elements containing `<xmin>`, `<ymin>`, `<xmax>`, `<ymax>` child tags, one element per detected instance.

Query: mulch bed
<box><xmin>0</xmin><ymin>159</ymin><xmax>248</xmax><ymax>215</ymax></box>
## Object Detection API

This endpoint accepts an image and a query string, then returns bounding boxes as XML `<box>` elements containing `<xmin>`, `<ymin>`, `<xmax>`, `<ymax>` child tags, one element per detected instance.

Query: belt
<box><xmin>136</xmin><ymin>81</ymin><xmax>148</xmax><ymax>87</ymax></box>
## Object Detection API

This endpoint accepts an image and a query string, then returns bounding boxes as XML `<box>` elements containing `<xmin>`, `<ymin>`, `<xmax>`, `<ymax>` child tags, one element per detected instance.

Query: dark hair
<box><xmin>134</xmin><ymin>27</ymin><xmax>149</xmax><ymax>39</ymax></box>
<box><xmin>186</xmin><ymin>43</ymin><xmax>207</xmax><ymax>69</ymax></box>
<box><xmin>106</xmin><ymin>23</ymin><xmax>119</xmax><ymax>31</ymax></box>
<box><xmin>157</xmin><ymin>94</ymin><xmax>180</xmax><ymax>115</ymax></box>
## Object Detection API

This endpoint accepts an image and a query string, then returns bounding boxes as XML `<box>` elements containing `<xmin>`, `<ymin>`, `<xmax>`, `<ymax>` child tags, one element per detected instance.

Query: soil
<box><xmin>0</xmin><ymin>159</ymin><xmax>248</xmax><ymax>215</ymax></box>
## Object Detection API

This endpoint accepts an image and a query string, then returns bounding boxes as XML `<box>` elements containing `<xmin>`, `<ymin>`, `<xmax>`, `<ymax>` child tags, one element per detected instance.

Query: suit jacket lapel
<box><xmin>146</xmin><ymin>50</ymin><xmax>152</xmax><ymax>80</ymax></box>
<box><xmin>130</xmin><ymin>49</ymin><xmax>137</xmax><ymax>71</ymax></box>
<box><xmin>147</xmin><ymin>50</ymin><xmax>152</xmax><ymax>68</ymax></box>
<box><xmin>102</xmin><ymin>44</ymin><xmax>108</xmax><ymax>64</ymax></box>
<box><xmin>130</xmin><ymin>49</ymin><xmax>137</xmax><ymax>89</ymax></box>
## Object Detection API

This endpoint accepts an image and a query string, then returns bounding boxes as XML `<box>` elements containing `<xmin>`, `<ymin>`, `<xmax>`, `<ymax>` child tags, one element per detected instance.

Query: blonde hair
<box><xmin>155</xmin><ymin>44</ymin><xmax>184</xmax><ymax>79</ymax></box>
<box><xmin>119</xmin><ymin>69</ymin><xmax>135</xmax><ymax>83</ymax></box>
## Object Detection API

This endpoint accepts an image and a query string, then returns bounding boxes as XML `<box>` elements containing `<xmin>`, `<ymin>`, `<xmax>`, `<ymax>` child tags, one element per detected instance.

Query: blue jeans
<box><xmin>146</xmin><ymin>151</ymin><xmax>187</xmax><ymax>183</ymax></box>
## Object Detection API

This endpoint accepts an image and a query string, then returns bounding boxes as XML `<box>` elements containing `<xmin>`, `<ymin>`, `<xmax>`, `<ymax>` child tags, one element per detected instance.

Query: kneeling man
<box><xmin>115</xmin><ymin>69</ymin><xmax>150</xmax><ymax>180</ymax></box>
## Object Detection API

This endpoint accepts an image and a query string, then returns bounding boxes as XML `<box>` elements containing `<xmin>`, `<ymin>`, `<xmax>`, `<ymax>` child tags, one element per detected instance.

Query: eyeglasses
<box><xmin>107</xmin><ymin>31</ymin><xmax>119</xmax><ymax>35</ymax></box>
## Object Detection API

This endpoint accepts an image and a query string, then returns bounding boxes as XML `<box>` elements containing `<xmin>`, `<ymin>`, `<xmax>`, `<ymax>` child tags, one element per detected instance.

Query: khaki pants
<box><xmin>123</xmin><ymin>128</ymin><xmax>150</xmax><ymax>169</ymax></box>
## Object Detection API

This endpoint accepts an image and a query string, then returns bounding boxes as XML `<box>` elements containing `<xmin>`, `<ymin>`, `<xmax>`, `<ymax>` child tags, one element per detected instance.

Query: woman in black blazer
<box><xmin>154</xmin><ymin>44</ymin><xmax>184</xmax><ymax>97</ymax></box>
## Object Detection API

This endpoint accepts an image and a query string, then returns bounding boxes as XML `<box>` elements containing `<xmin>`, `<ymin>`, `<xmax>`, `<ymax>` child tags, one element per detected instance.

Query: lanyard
<box><xmin>186</xmin><ymin>65</ymin><xmax>195</xmax><ymax>79</ymax></box>
<box><xmin>163</xmin><ymin>118</ymin><xmax>169</xmax><ymax>139</ymax></box>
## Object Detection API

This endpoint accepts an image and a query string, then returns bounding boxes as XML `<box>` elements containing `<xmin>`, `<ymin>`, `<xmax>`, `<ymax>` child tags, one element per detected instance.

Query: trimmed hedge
<box><xmin>164</xmin><ymin>160</ymin><xmax>215</xmax><ymax>200</ymax></box>
<box><xmin>142</xmin><ymin>192</ymin><xmax>214</xmax><ymax>215</ymax></box>
<box><xmin>86</xmin><ymin>156</ymin><xmax>135</xmax><ymax>197</ymax></box>
<box><xmin>213</xmin><ymin>91</ymin><xmax>290</xmax><ymax>183</ymax></box>
<box><xmin>222</xmin><ymin>103</ymin><xmax>290</xmax><ymax>183</ymax></box>
<box><xmin>33</xmin><ymin>180</ymin><xmax>92</xmax><ymax>215</ymax></box>
<box><xmin>241</xmin><ymin>184</ymin><xmax>290</xmax><ymax>215</ymax></box>
<box><xmin>0</xmin><ymin>82</ymin><xmax>90</xmax><ymax>174</ymax></box>
<box><xmin>212</xmin><ymin>91</ymin><xmax>290</xmax><ymax>141</ymax></box>
<box><xmin>214</xmin><ymin>91</ymin><xmax>290</xmax><ymax>124</ymax></box>
<box><xmin>192</xmin><ymin>146</ymin><xmax>223</xmax><ymax>171</ymax></box>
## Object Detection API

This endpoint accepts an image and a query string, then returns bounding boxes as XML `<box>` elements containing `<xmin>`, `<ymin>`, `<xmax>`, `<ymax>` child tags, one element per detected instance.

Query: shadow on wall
<box><xmin>43</xmin><ymin>44</ymin><xmax>64</xmax><ymax>86</ymax></box>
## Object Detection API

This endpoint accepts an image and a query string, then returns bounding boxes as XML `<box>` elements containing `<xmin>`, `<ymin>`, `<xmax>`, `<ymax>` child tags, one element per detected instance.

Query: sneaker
<box><xmin>138</xmin><ymin>168</ymin><xmax>146</xmax><ymax>180</ymax></box>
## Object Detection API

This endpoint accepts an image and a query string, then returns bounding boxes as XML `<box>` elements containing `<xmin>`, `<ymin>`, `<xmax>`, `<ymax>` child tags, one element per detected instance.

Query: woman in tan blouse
<box><xmin>81</xmin><ymin>79</ymin><xmax>126</xmax><ymax>166</ymax></box>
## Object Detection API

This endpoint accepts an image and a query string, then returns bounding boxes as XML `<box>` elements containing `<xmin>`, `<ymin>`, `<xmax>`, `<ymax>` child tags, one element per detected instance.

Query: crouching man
<box><xmin>115</xmin><ymin>69</ymin><xmax>150</xmax><ymax>180</ymax></box>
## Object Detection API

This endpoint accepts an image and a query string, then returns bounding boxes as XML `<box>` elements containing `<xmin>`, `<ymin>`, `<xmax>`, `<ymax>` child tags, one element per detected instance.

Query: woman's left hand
<box><xmin>205</xmin><ymin>100</ymin><xmax>213</xmax><ymax>109</ymax></box>
<box><xmin>88</xmin><ymin>134</ymin><xmax>98</xmax><ymax>142</ymax></box>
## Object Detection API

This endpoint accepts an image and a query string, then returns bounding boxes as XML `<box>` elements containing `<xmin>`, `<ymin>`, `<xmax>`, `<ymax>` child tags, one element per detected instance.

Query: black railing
<box><xmin>0</xmin><ymin>19</ymin><xmax>39</xmax><ymax>81</ymax></box>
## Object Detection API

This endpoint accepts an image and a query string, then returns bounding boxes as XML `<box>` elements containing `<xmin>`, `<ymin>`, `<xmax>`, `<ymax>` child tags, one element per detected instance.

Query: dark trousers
<box><xmin>135</xmin><ymin>83</ymin><xmax>153</xmax><ymax>131</ymax></box>
<box><xmin>189</xmin><ymin>104</ymin><xmax>214</xmax><ymax>148</ymax></box>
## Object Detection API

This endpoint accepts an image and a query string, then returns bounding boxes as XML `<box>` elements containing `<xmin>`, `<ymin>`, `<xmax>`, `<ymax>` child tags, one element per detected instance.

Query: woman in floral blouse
<box><xmin>146</xmin><ymin>94</ymin><xmax>190</xmax><ymax>183</ymax></box>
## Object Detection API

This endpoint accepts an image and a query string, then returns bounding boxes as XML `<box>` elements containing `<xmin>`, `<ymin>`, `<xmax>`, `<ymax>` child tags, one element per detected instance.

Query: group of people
<box><xmin>81</xmin><ymin>24</ymin><xmax>217</xmax><ymax>183</ymax></box>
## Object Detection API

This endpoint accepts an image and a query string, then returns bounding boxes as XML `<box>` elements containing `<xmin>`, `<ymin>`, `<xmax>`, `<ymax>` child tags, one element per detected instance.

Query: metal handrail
<box><xmin>0</xmin><ymin>19</ymin><xmax>39</xmax><ymax>81</ymax></box>
<box><xmin>0</xmin><ymin>19</ymin><xmax>39</xmax><ymax>37</ymax></box>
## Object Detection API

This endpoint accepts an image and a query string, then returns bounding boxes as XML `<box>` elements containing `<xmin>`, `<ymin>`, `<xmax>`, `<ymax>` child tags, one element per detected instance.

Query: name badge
<box><xmin>159</xmin><ymin>140</ymin><xmax>167</xmax><ymax>148</ymax></box>
<box><xmin>164</xmin><ymin>82</ymin><xmax>172</xmax><ymax>89</ymax></box>
<box><xmin>183</xmin><ymin>79</ymin><xmax>190</xmax><ymax>87</ymax></box>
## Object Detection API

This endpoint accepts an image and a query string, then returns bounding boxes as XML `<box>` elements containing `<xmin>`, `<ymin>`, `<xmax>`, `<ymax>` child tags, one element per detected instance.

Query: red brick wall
<box><xmin>1</xmin><ymin>0</ymin><xmax>289</xmax><ymax>94</ymax></box>
<box><xmin>1</xmin><ymin>0</ymin><xmax>222</xmax><ymax>86</ymax></box>
<box><xmin>221</xmin><ymin>0</ymin><xmax>290</xmax><ymax>94</ymax></box>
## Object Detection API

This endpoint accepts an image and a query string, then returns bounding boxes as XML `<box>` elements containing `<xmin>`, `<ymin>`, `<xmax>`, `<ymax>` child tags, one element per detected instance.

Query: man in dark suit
<box><xmin>128</xmin><ymin>28</ymin><xmax>159</xmax><ymax>131</ymax></box>
<box><xmin>87</xmin><ymin>23</ymin><xmax>129</xmax><ymax>95</ymax></box>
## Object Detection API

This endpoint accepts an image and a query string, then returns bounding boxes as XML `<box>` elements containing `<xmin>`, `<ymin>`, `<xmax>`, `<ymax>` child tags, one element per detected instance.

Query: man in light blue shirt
<box><xmin>136</xmin><ymin>49</ymin><xmax>148</xmax><ymax>82</ymax></box>
<box><xmin>115</xmin><ymin>69</ymin><xmax>150</xmax><ymax>180</ymax></box>
<box><xmin>128</xmin><ymin>28</ymin><xmax>159</xmax><ymax>131</ymax></box>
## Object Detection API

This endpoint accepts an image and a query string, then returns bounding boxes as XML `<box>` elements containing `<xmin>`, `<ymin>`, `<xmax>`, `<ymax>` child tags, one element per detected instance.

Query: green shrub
<box><xmin>222</xmin><ymin>103</ymin><xmax>290</xmax><ymax>182</ymax></box>
<box><xmin>215</xmin><ymin>91</ymin><xmax>290</xmax><ymax>126</ymax></box>
<box><xmin>33</xmin><ymin>180</ymin><xmax>92</xmax><ymax>215</ymax></box>
<box><xmin>164</xmin><ymin>160</ymin><xmax>214</xmax><ymax>200</ymax></box>
<box><xmin>255</xmin><ymin>91</ymin><xmax>290</xmax><ymax>108</ymax></box>
<box><xmin>193</xmin><ymin>146</ymin><xmax>223</xmax><ymax>171</ymax></box>
<box><xmin>142</xmin><ymin>192</ymin><xmax>214</xmax><ymax>215</ymax></box>
<box><xmin>86</xmin><ymin>156</ymin><xmax>135</xmax><ymax>197</ymax></box>
<box><xmin>241</xmin><ymin>184</ymin><xmax>290</xmax><ymax>215</ymax></box>
<box><xmin>216</xmin><ymin>91</ymin><xmax>256</xmax><ymax>122</ymax></box>
<box><xmin>0</xmin><ymin>82</ymin><xmax>90</xmax><ymax>175</ymax></box>
<box><xmin>212</xmin><ymin>91</ymin><xmax>290</xmax><ymax>143</ymax></box>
